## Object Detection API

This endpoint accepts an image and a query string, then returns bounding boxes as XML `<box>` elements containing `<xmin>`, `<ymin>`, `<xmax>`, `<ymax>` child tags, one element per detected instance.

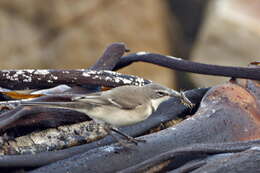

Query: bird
<box><xmin>21</xmin><ymin>83</ymin><xmax>193</xmax><ymax>145</ymax></box>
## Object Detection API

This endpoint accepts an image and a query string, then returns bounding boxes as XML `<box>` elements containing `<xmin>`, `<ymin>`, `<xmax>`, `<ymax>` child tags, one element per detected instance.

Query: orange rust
<box><xmin>207</xmin><ymin>83</ymin><xmax>260</xmax><ymax>123</ymax></box>
<box><xmin>251</xmin><ymin>80</ymin><xmax>260</xmax><ymax>87</ymax></box>
<box><xmin>208</xmin><ymin>83</ymin><xmax>256</xmax><ymax>108</ymax></box>
<box><xmin>250</xmin><ymin>61</ymin><xmax>260</xmax><ymax>65</ymax></box>
<box><xmin>2</xmin><ymin>92</ymin><xmax>44</xmax><ymax>99</ymax></box>
<box><xmin>101</xmin><ymin>86</ymin><xmax>112</xmax><ymax>91</ymax></box>
<box><xmin>146</xmin><ymin>160</ymin><xmax>171</xmax><ymax>173</ymax></box>
<box><xmin>240</xmin><ymin>134</ymin><xmax>260</xmax><ymax>141</ymax></box>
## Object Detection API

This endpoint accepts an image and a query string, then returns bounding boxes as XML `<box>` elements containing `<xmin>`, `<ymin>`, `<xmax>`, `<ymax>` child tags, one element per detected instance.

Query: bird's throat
<box><xmin>150</xmin><ymin>96</ymin><xmax>170</xmax><ymax>111</ymax></box>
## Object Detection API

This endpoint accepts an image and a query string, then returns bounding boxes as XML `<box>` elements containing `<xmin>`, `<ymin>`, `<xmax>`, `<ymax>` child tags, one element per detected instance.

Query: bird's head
<box><xmin>144</xmin><ymin>83</ymin><xmax>180</xmax><ymax>99</ymax></box>
<box><xmin>143</xmin><ymin>83</ymin><xmax>182</xmax><ymax>111</ymax></box>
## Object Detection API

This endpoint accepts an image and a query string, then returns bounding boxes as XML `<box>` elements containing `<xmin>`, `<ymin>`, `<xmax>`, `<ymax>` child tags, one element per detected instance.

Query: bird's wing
<box><xmin>73</xmin><ymin>91</ymin><xmax>143</xmax><ymax>110</ymax></box>
<box><xmin>71</xmin><ymin>92</ymin><xmax>109</xmax><ymax>105</ymax></box>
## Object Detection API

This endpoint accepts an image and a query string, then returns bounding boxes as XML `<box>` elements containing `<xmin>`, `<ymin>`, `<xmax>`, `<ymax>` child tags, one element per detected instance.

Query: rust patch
<box><xmin>205</xmin><ymin>83</ymin><xmax>260</xmax><ymax>122</ymax></box>
<box><xmin>145</xmin><ymin>160</ymin><xmax>171</xmax><ymax>173</ymax></box>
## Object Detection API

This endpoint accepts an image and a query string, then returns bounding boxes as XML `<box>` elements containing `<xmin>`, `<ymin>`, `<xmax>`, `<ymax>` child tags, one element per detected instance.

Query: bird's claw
<box><xmin>126</xmin><ymin>137</ymin><xmax>146</xmax><ymax>145</ymax></box>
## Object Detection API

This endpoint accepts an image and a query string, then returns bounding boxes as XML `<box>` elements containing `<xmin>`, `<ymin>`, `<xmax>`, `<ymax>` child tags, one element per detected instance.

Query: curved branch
<box><xmin>114</xmin><ymin>53</ymin><xmax>260</xmax><ymax>80</ymax></box>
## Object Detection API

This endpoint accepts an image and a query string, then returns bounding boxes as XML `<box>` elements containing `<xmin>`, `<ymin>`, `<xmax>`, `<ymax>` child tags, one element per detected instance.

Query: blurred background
<box><xmin>0</xmin><ymin>0</ymin><xmax>259</xmax><ymax>89</ymax></box>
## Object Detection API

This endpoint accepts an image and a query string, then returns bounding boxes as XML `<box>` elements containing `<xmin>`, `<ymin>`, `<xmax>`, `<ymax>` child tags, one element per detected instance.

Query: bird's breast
<box><xmin>83</xmin><ymin>104</ymin><xmax>153</xmax><ymax>127</ymax></box>
<box><xmin>150</xmin><ymin>96</ymin><xmax>170</xmax><ymax>111</ymax></box>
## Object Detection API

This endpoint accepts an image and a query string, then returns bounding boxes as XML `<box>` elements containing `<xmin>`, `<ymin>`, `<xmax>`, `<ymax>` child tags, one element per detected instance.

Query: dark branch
<box><xmin>0</xmin><ymin>70</ymin><xmax>149</xmax><ymax>90</ymax></box>
<box><xmin>114</xmin><ymin>53</ymin><xmax>260</xmax><ymax>80</ymax></box>
<box><xmin>90</xmin><ymin>42</ymin><xmax>129</xmax><ymax>70</ymax></box>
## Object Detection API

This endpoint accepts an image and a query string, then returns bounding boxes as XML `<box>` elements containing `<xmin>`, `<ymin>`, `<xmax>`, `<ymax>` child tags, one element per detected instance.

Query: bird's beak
<box><xmin>169</xmin><ymin>90</ymin><xmax>194</xmax><ymax>109</ymax></box>
<box><xmin>169</xmin><ymin>89</ymin><xmax>181</xmax><ymax>97</ymax></box>
<box><xmin>179</xmin><ymin>91</ymin><xmax>194</xmax><ymax>109</ymax></box>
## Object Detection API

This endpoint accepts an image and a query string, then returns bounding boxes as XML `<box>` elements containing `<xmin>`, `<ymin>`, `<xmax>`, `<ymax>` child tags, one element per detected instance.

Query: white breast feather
<box><xmin>151</xmin><ymin>96</ymin><xmax>170</xmax><ymax>111</ymax></box>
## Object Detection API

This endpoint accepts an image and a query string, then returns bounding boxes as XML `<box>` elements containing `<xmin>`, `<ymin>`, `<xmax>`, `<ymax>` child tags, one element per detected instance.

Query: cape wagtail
<box><xmin>21</xmin><ymin>83</ymin><xmax>193</xmax><ymax>145</ymax></box>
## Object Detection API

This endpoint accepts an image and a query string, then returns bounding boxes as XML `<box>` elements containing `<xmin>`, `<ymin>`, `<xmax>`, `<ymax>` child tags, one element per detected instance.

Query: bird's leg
<box><xmin>110</xmin><ymin>127</ymin><xmax>146</xmax><ymax>145</ymax></box>
<box><xmin>180</xmin><ymin>91</ymin><xmax>194</xmax><ymax>109</ymax></box>
<box><xmin>100</xmin><ymin>122</ymin><xmax>145</xmax><ymax>145</ymax></box>
<box><xmin>105</xmin><ymin>129</ymin><xmax>132</xmax><ymax>147</ymax></box>
<box><xmin>101</xmin><ymin>124</ymin><xmax>134</xmax><ymax>147</ymax></box>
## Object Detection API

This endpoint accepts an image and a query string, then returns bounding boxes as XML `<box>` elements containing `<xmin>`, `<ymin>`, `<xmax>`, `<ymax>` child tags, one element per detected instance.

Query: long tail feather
<box><xmin>20</xmin><ymin>101</ymin><xmax>82</xmax><ymax>110</ymax></box>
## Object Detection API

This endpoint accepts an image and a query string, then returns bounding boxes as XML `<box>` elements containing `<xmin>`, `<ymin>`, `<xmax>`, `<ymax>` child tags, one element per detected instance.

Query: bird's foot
<box><xmin>124</xmin><ymin>136</ymin><xmax>146</xmax><ymax>145</ymax></box>
<box><xmin>110</xmin><ymin>127</ymin><xmax>146</xmax><ymax>145</ymax></box>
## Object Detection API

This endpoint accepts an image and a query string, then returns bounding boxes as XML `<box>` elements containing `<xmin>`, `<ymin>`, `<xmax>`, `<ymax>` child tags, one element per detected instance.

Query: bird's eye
<box><xmin>157</xmin><ymin>91</ymin><xmax>166</xmax><ymax>97</ymax></box>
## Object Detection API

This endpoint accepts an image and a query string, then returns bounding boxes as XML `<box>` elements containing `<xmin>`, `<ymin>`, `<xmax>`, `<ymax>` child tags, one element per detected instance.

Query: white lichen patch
<box><xmin>24</xmin><ymin>69</ymin><xmax>35</xmax><ymax>73</ymax></box>
<box><xmin>81</xmin><ymin>70</ymin><xmax>146</xmax><ymax>86</ymax></box>
<box><xmin>102</xmin><ymin>70</ymin><xmax>146</xmax><ymax>86</ymax></box>
<box><xmin>136</xmin><ymin>51</ymin><xmax>149</xmax><ymax>55</ymax></box>
<box><xmin>34</xmin><ymin>70</ymin><xmax>50</xmax><ymax>75</ymax></box>
<box><xmin>62</xmin><ymin>71</ymin><xmax>70</xmax><ymax>74</ymax></box>
<box><xmin>2</xmin><ymin>70</ymin><xmax>33</xmax><ymax>82</ymax></box>
<box><xmin>23</xmin><ymin>78</ymin><xmax>32</xmax><ymax>82</ymax></box>
<box><xmin>50</xmin><ymin>74</ymin><xmax>58</xmax><ymax>80</ymax></box>
<box><xmin>82</xmin><ymin>71</ymin><xmax>93</xmax><ymax>77</ymax></box>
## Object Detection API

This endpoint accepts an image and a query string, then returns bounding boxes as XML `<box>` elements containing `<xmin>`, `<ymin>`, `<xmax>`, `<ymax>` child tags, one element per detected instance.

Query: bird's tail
<box><xmin>20</xmin><ymin>101</ymin><xmax>81</xmax><ymax>110</ymax></box>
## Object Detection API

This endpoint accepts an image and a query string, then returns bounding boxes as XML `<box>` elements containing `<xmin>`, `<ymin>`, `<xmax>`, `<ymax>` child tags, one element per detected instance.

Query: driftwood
<box><xmin>0</xmin><ymin>70</ymin><xmax>149</xmax><ymax>90</ymax></box>
<box><xmin>0</xmin><ymin>121</ymin><xmax>107</xmax><ymax>155</ymax></box>
<box><xmin>0</xmin><ymin>43</ymin><xmax>133</xmax><ymax>90</ymax></box>
<box><xmin>29</xmin><ymin>80</ymin><xmax>260</xmax><ymax>173</ymax></box>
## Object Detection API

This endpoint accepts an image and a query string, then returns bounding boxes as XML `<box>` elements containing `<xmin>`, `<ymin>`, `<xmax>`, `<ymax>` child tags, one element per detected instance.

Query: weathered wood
<box><xmin>0</xmin><ymin>70</ymin><xmax>149</xmax><ymax>90</ymax></box>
